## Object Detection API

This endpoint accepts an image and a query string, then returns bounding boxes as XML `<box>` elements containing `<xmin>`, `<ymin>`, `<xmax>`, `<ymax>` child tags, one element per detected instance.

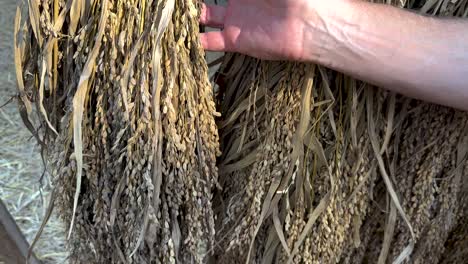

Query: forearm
<box><xmin>306</xmin><ymin>1</ymin><xmax>468</xmax><ymax>111</ymax></box>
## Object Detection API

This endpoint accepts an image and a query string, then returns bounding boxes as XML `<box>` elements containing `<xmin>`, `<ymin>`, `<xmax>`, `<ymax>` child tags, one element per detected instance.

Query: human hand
<box><xmin>199</xmin><ymin>0</ymin><xmax>329</xmax><ymax>61</ymax></box>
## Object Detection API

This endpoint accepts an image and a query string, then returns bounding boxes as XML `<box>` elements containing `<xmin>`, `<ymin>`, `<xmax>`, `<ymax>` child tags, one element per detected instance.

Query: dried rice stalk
<box><xmin>15</xmin><ymin>0</ymin><xmax>219</xmax><ymax>262</ymax></box>
<box><xmin>212</xmin><ymin>1</ymin><xmax>468</xmax><ymax>263</ymax></box>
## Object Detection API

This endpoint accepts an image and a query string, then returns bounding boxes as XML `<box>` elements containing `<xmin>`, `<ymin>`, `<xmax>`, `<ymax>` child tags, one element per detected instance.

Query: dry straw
<box><xmin>14</xmin><ymin>0</ymin><xmax>468</xmax><ymax>263</ymax></box>
<box><xmin>15</xmin><ymin>0</ymin><xmax>219</xmax><ymax>262</ymax></box>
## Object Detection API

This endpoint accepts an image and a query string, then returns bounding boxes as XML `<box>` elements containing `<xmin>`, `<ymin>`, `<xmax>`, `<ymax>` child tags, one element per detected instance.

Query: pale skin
<box><xmin>199</xmin><ymin>0</ymin><xmax>468</xmax><ymax>111</ymax></box>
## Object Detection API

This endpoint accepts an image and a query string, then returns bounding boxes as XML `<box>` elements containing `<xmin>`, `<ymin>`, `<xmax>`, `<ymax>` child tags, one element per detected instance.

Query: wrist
<box><xmin>301</xmin><ymin>0</ymin><xmax>358</xmax><ymax>65</ymax></box>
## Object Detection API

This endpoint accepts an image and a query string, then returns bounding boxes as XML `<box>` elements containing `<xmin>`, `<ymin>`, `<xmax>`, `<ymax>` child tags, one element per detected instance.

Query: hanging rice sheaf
<box><xmin>15</xmin><ymin>0</ymin><xmax>220</xmax><ymax>262</ymax></box>
<box><xmin>212</xmin><ymin>0</ymin><xmax>468</xmax><ymax>263</ymax></box>
<box><xmin>13</xmin><ymin>0</ymin><xmax>468</xmax><ymax>263</ymax></box>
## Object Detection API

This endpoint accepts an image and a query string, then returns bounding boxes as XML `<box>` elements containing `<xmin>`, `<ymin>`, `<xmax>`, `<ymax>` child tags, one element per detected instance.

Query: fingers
<box><xmin>200</xmin><ymin>3</ymin><xmax>226</xmax><ymax>28</ymax></box>
<box><xmin>200</xmin><ymin>31</ymin><xmax>230</xmax><ymax>52</ymax></box>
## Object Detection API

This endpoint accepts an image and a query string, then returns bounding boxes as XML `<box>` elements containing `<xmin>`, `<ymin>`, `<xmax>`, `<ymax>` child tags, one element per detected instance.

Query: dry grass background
<box><xmin>0</xmin><ymin>0</ymin><xmax>67</xmax><ymax>263</ymax></box>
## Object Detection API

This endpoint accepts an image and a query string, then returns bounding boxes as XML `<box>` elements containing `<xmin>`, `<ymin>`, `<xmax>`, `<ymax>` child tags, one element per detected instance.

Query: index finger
<box><xmin>200</xmin><ymin>3</ymin><xmax>226</xmax><ymax>28</ymax></box>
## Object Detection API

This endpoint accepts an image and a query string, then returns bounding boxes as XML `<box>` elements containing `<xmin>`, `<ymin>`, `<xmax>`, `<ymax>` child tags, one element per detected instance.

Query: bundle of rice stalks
<box><xmin>14</xmin><ymin>0</ymin><xmax>468</xmax><ymax>263</ymax></box>
<box><xmin>15</xmin><ymin>0</ymin><xmax>219</xmax><ymax>262</ymax></box>
<box><xmin>212</xmin><ymin>1</ymin><xmax>468</xmax><ymax>263</ymax></box>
